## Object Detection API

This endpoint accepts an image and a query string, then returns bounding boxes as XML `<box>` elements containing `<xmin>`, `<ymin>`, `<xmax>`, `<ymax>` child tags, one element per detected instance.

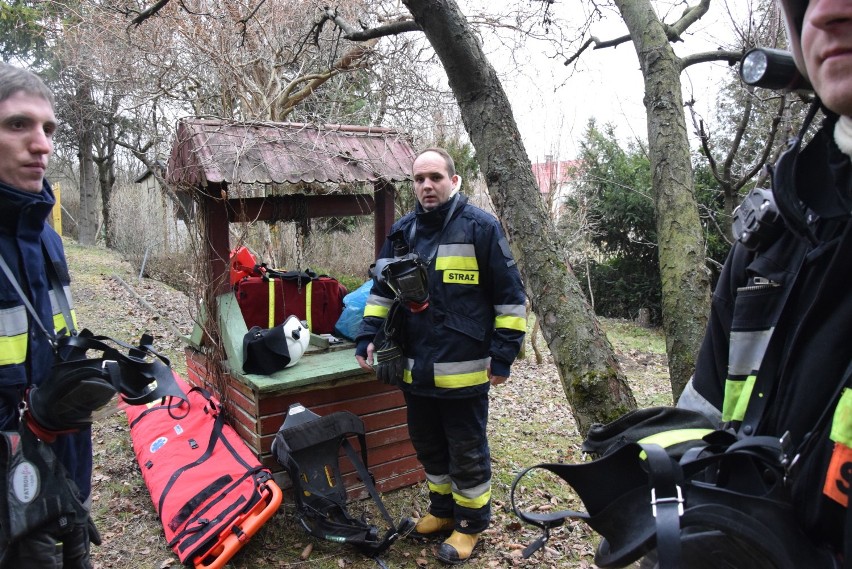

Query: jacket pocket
<box><xmin>444</xmin><ymin>311</ymin><xmax>485</xmax><ymax>342</ymax></box>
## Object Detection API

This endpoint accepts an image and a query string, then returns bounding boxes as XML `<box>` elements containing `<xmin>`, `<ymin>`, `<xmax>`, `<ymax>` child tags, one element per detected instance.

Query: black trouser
<box><xmin>404</xmin><ymin>391</ymin><xmax>491</xmax><ymax>534</ymax></box>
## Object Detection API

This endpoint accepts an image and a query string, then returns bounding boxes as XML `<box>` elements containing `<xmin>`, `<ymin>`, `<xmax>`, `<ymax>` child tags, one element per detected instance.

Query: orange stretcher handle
<box><xmin>193</xmin><ymin>479</ymin><xmax>284</xmax><ymax>569</ymax></box>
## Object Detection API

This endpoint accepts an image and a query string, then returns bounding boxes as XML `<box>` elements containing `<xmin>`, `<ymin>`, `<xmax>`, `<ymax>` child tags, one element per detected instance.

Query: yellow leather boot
<box><xmin>435</xmin><ymin>530</ymin><xmax>480</xmax><ymax>564</ymax></box>
<box><xmin>411</xmin><ymin>513</ymin><xmax>455</xmax><ymax>538</ymax></box>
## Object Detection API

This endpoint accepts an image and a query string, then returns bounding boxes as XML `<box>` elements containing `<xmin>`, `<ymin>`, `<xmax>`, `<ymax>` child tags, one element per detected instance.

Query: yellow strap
<box><xmin>306</xmin><ymin>280</ymin><xmax>313</xmax><ymax>331</ymax></box>
<box><xmin>268</xmin><ymin>278</ymin><xmax>275</xmax><ymax>328</ymax></box>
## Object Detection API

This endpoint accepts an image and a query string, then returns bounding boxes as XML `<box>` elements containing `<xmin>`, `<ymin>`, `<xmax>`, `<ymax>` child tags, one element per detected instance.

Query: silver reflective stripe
<box><xmin>494</xmin><ymin>304</ymin><xmax>526</xmax><ymax>318</ymax></box>
<box><xmin>433</xmin><ymin>358</ymin><xmax>489</xmax><ymax>376</ymax></box>
<box><xmin>452</xmin><ymin>479</ymin><xmax>491</xmax><ymax>500</ymax></box>
<box><xmin>365</xmin><ymin>294</ymin><xmax>393</xmax><ymax>309</ymax></box>
<box><xmin>677</xmin><ymin>378</ymin><xmax>722</xmax><ymax>425</ymax></box>
<box><xmin>437</xmin><ymin>244</ymin><xmax>475</xmax><ymax>258</ymax></box>
<box><xmin>728</xmin><ymin>329</ymin><xmax>773</xmax><ymax>375</ymax></box>
<box><xmin>427</xmin><ymin>473</ymin><xmax>452</xmax><ymax>487</ymax></box>
<box><xmin>48</xmin><ymin>285</ymin><xmax>76</xmax><ymax>313</ymax></box>
<box><xmin>0</xmin><ymin>305</ymin><xmax>28</xmax><ymax>336</ymax></box>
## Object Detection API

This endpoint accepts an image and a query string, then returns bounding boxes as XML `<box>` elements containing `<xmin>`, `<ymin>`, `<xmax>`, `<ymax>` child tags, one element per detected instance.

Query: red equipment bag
<box><xmin>274</xmin><ymin>270</ymin><xmax>347</xmax><ymax>334</ymax></box>
<box><xmin>235</xmin><ymin>276</ymin><xmax>287</xmax><ymax>329</ymax></box>
<box><xmin>125</xmin><ymin>374</ymin><xmax>282</xmax><ymax>569</ymax></box>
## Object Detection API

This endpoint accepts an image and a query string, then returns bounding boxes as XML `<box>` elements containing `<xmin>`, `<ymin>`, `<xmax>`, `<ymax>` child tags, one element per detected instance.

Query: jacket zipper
<box><xmin>737</xmin><ymin>276</ymin><xmax>782</xmax><ymax>293</ymax></box>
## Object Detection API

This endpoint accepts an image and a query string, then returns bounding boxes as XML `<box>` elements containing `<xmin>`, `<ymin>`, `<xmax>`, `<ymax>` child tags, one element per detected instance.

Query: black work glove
<box><xmin>374</xmin><ymin>339</ymin><xmax>404</xmax><ymax>386</ymax></box>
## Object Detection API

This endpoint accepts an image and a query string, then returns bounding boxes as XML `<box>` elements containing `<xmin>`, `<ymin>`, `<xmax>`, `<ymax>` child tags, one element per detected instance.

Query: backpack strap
<box><xmin>271</xmin><ymin>406</ymin><xmax>413</xmax><ymax>556</ymax></box>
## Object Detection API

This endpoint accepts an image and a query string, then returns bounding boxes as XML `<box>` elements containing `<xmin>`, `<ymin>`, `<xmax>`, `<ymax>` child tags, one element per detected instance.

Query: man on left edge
<box><xmin>0</xmin><ymin>62</ymin><xmax>95</xmax><ymax>568</ymax></box>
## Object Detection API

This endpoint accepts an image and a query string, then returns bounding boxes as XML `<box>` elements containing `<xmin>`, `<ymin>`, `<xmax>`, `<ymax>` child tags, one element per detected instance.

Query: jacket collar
<box><xmin>415</xmin><ymin>193</ymin><xmax>466</xmax><ymax>227</ymax></box>
<box><xmin>795</xmin><ymin>119</ymin><xmax>852</xmax><ymax>220</ymax></box>
<box><xmin>0</xmin><ymin>179</ymin><xmax>55</xmax><ymax>240</ymax></box>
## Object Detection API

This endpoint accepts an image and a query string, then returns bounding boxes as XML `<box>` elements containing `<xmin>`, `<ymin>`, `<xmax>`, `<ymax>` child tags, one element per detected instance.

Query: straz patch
<box><xmin>823</xmin><ymin>442</ymin><xmax>852</xmax><ymax>507</ymax></box>
<box><xmin>443</xmin><ymin>270</ymin><xmax>479</xmax><ymax>284</ymax></box>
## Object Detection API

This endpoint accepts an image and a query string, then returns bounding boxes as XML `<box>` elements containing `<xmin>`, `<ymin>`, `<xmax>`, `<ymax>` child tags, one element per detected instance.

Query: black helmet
<box><xmin>778</xmin><ymin>0</ymin><xmax>808</xmax><ymax>80</ymax></box>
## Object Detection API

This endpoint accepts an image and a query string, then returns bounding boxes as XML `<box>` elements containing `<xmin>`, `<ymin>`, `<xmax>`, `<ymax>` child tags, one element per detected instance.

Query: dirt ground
<box><xmin>64</xmin><ymin>243</ymin><xmax>669</xmax><ymax>569</ymax></box>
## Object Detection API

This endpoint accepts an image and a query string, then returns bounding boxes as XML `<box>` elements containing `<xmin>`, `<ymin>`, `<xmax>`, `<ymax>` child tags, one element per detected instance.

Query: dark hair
<box><xmin>0</xmin><ymin>62</ymin><xmax>55</xmax><ymax>107</ymax></box>
<box><xmin>415</xmin><ymin>147</ymin><xmax>456</xmax><ymax>177</ymax></box>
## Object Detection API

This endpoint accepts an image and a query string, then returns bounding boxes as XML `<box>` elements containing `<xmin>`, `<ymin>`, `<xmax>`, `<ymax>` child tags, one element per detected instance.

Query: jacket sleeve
<box><xmin>483</xmin><ymin>221</ymin><xmax>526</xmax><ymax>377</ymax></box>
<box><xmin>678</xmin><ymin>245</ymin><xmax>747</xmax><ymax>422</ymax></box>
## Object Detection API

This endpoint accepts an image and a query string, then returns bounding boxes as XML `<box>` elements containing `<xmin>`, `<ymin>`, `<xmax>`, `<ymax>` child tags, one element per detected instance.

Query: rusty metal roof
<box><xmin>166</xmin><ymin>118</ymin><xmax>416</xmax><ymax>191</ymax></box>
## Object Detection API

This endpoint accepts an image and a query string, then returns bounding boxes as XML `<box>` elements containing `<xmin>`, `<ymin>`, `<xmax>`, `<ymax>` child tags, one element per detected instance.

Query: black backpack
<box><xmin>271</xmin><ymin>404</ymin><xmax>414</xmax><ymax>557</ymax></box>
<box><xmin>511</xmin><ymin>407</ymin><xmax>841</xmax><ymax>569</ymax></box>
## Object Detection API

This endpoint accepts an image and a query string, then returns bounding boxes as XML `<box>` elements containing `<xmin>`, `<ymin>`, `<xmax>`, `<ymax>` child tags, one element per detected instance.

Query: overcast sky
<box><xmin>483</xmin><ymin>0</ymin><xmax>756</xmax><ymax>162</ymax></box>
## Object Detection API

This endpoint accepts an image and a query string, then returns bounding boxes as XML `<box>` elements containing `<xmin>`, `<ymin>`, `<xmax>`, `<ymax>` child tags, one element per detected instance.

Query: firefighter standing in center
<box><xmin>355</xmin><ymin>147</ymin><xmax>526</xmax><ymax>564</ymax></box>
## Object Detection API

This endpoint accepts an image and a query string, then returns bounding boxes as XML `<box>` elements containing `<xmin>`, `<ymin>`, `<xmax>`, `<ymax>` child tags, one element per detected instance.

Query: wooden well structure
<box><xmin>166</xmin><ymin>119</ymin><xmax>424</xmax><ymax>496</ymax></box>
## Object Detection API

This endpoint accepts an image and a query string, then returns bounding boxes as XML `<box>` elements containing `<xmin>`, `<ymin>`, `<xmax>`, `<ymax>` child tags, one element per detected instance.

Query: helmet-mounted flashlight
<box><xmin>739</xmin><ymin>47</ymin><xmax>811</xmax><ymax>92</ymax></box>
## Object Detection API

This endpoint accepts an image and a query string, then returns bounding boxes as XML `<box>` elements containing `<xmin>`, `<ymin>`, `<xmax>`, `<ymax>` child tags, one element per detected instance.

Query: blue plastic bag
<box><xmin>333</xmin><ymin>280</ymin><xmax>373</xmax><ymax>341</ymax></box>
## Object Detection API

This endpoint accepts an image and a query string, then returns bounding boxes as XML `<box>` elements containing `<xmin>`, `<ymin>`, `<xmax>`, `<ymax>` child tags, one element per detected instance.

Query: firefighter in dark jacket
<box><xmin>678</xmin><ymin>0</ymin><xmax>852</xmax><ymax>561</ymax></box>
<box><xmin>355</xmin><ymin>147</ymin><xmax>526</xmax><ymax>564</ymax></box>
<box><xmin>0</xmin><ymin>63</ymin><xmax>94</xmax><ymax>568</ymax></box>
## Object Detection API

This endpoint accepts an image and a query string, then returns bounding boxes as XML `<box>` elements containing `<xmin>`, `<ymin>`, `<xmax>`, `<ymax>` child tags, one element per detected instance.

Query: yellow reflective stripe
<box><xmin>495</xmin><ymin>315</ymin><xmax>526</xmax><ymax>331</ymax></box>
<box><xmin>638</xmin><ymin>428</ymin><xmax>714</xmax><ymax>459</ymax></box>
<box><xmin>364</xmin><ymin>304</ymin><xmax>389</xmax><ymax>318</ymax></box>
<box><xmin>306</xmin><ymin>281</ymin><xmax>313</xmax><ymax>331</ymax></box>
<box><xmin>52</xmin><ymin>309</ymin><xmax>78</xmax><ymax>335</ymax></box>
<box><xmin>830</xmin><ymin>389</ymin><xmax>852</xmax><ymax>447</ymax></box>
<box><xmin>722</xmin><ymin>376</ymin><xmax>756</xmax><ymax>422</ymax></box>
<box><xmin>436</xmin><ymin>256</ymin><xmax>479</xmax><ymax>271</ymax></box>
<box><xmin>0</xmin><ymin>333</ymin><xmax>27</xmax><ymax>365</ymax></box>
<box><xmin>453</xmin><ymin>488</ymin><xmax>491</xmax><ymax>509</ymax></box>
<box><xmin>434</xmin><ymin>370</ymin><xmax>489</xmax><ymax>388</ymax></box>
<box><xmin>428</xmin><ymin>481</ymin><xmax>452</xmax><ymax>495</ymax></box>
<box><xmin>268</xmin><ymin>279</ymin><xmax>275</xmax><ymax>328</ymax></box>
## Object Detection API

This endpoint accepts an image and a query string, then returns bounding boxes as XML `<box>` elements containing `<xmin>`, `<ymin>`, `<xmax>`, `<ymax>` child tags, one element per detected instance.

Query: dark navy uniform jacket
<box><xmin>0</xmin><ymin>179</ymin><xmax>92</xmax><ymax>500</ymax></box>
<box><xmin>358</xmin><ymin>194</ymin><xmax>526</xmax><ymax>399</ymax></box>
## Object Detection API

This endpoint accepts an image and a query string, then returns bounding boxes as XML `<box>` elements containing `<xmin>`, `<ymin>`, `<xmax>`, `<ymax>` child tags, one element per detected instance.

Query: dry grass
<box><xmin>64</xmin><ymin>241</ymin><xmax>669</xmax><ymax>569</ymax></box>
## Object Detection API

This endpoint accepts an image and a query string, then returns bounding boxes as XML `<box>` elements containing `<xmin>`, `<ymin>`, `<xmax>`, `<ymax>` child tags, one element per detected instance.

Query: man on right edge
<box><xmin>678</xmin><ymin>0</ymin><xmax>852</xmax><ymax>561</ymax></box>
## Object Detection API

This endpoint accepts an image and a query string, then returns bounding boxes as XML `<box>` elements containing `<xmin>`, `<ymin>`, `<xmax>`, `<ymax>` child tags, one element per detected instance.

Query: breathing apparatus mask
<box><xmin>367</xmin><ymin>253</ymin><xmax>429</xmax><ymax>386</ymax></box>
<box><xmin>25</xmin><ymin>330</ymin><xmax>186</xmax><ymax>441</ymax></box>
<box><xmin>371</xmin><ymin>253</ymin><xmax>430</xmax><ymax>313</ymax></box>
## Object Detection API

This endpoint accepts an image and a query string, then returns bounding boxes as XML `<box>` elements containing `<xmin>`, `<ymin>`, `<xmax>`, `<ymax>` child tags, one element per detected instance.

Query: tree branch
<box><xmin>680</xmin><ymin>49</ymin><xmax>742</xmax><ymax>71</ymax></box>
<box><xmin>564</xmin><ymin>34</ymin><xmax>632</xmax><ymax>67</ymax></box>
<box><xmin>130</xmin><ymin>0</ymin><xmax>170</xmax><ymax>27</ymax></box>
<box><xmin>320</xmin><ymin>7</ymin><xmax>421</xmax><ymax>41</ymax></box>
<box><xmin>664</xmin><ymin>0</ymin><xmax>711</xmax><ymax>41</ymax></box>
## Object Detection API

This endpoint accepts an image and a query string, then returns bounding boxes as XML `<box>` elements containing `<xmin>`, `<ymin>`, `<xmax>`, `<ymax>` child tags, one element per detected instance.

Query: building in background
<box><xmin>531</xmin><ymin>156</ymin><xmax>579</xmax><ymax>220</ymax></box>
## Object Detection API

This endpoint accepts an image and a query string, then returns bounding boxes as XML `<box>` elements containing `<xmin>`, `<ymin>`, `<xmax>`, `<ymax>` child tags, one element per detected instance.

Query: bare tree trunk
<box><xmin>614</xmin><ymin>0</ymin><xmax>712</xmax><ymax>398</ymax></box>
<box><xmin>78</xmin><ymin>124</ymin><xmax>99</xmax><ymax>246</ymax></box>
<box><xmin>95</xmin><ymin>121</ymin><xmax>117</xmax><ymax>249</ymax></box>
<box><xmin>402</xmin><ymin>0</ymin><xmax>636</xmax><ymax>434</ymax></box>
